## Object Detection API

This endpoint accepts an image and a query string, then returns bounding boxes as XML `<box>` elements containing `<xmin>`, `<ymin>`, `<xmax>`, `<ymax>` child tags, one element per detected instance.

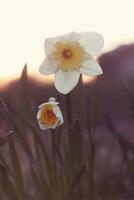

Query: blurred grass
<box><xmin>0</xmin><ymin>66</ymin><xmax>134</xmax><ymax>200</ymax></box>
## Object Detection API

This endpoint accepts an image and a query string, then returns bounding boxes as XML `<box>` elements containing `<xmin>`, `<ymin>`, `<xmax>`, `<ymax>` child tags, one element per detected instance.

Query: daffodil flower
<box><xmin>39</xmin><ymin>31</ymin><xmax>104</xmax><ymax>94</ymax></box>
<box><xmin>37</xmin><ymin>97</ymin><xmax>63</xmax><ymax>130</ymax></box>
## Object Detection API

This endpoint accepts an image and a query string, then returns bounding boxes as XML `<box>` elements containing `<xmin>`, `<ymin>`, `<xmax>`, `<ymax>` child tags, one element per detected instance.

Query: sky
<box><xmin>0</xmin><ymin>0</ymin><xmax>134</xmax><ymax>78</ymax></box>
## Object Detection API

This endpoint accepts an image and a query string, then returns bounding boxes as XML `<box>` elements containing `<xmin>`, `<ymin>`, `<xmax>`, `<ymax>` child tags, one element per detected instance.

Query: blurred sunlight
<box><xmin>0</xmin><ymin>0</ymin><xmax>134</xmax><ymax>80</ymax></box>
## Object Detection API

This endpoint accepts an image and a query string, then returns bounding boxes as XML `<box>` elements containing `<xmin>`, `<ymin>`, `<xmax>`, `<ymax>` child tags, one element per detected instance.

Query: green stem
<box><xmin>66</xmin><ymin>93</ymin><xmax>73</xmax><ymax>127</ymax></box>
<box><xmin>77</xmin><ymin>75</ymin><xmax>84</xmax><ymax>125</ymax></box>
<box><xmin>88</xmin><ymin>127</ymin><xmax>96</xmax><ymax>200</ymax></box>
<box><xmin>51</xmin><ymin>130</ymin><xmax>58</xmax><ymax>199</ymax></box>
<box><xmin>76</xmin><ymin>75</ymin><xmax>84</xmax><ymax>164</ymax></box>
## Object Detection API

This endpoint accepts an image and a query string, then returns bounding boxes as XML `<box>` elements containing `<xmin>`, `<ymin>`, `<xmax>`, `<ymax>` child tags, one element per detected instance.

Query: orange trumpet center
<box><xmin>53</xmin><ymin>42</ymin><xmax>85</xmax><ymax>72</ymax></box>
<box><xmin>63</xmin><ymin>49</ymin><xmax>72</xmax><ymax>58</ymax></box>
<box><xmin>40</xmin><ymin>105</ymin><xmax>58</xmax><ymax>126</ymax></box>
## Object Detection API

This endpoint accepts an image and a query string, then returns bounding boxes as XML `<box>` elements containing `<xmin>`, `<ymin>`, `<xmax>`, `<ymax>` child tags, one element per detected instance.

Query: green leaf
<box><xmin>0</xmin><ymin>151</ymin><xmax>14</xmax><ymax>177</ymax></box>
<box><xmin>0</xmin><ymin>164</ymin><xmax>21</xmax><ymax>200</ymax></box>
<box><xmin>30</xmin><ymin>164</ymin><xmax>52</xmax><ymax>200</ymax></box>
<box><xmin>65</xmin><ymin>163</ymin><xmax>87</xmax><ymax>200</ymax></box>
<box><xmin>0</xmin><ymin>131</ymin><xmax>13</xmax><ymax>146</ymax></box>
<box><xmin>18</xmin><ymin>64</ymin><xmax>29</xmax><ymax>133</ymax></box>
<box><xmin>0</xmin><ymin>135</ymin><xmax>8</xmax><ymax>145</ymax></box>
<box><xmin>9</xmin><ymin>135</ymin><xmax>26</xmax><ymax>198</ymax></box>
<box><xmin>9</xmin><ymin>104</ymin><xmax>53</xmax><ymax>183</ymax></box>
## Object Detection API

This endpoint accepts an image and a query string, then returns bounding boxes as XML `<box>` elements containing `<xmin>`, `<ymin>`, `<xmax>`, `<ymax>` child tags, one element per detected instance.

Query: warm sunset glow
<box><xmin>0</xmin><ymin>77</ymin><xmax>11</xmax><ymax>89</ymax></box>
<box><xmin>0</xmin><ymin>0</ymin><xmax>134</xmax><ymax>78</ymax></box>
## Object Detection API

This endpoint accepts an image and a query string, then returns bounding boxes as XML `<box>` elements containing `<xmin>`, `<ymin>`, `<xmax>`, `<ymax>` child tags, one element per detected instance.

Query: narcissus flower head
<box><xmin>37</xmin><ymin>97</ymin><xmax>63</xmax><ymax>130</ymax></box>
<box><xmin>39</xmin><ymin>31</ymin><xmax>104</xmax><ymax>94</ymax></box>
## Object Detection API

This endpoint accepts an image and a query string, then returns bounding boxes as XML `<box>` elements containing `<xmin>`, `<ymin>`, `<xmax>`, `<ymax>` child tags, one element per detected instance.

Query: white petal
<box><xmin>79</xmin><ymin>32</ymin><xmax>104</xmax><ymax>56</ymax></box>
<box><xmin>37</xmin><ymin>109</ymin><xmax>41</xmax><ymax>119</ymax></box>
<box><xmin>60</xmin><ymin>31</ymin><xmax>80</xmax><ymax>43</ymax></box>
<box><xmin>53</xmin><ymin>106</ymin><xmax>64</xmax><ymax>125</ymax></box>
<box><xmin>39</xmin><ymin>102</ymin><xmax>59</xmax><ymax>109</ymax></box>
<box><xmin>38</xmin><ymin>120</ymin><xmax>48</xmax><ymax>130</ymax></box>
<box><xmin>45</xmin><ymin>38</ymin><xmax>56</xmax><ymax>56</ymax></box>
<box><xmin>55</xmin><ymin>70</ymin><xmax>80</xmax><ymax>94</ymax></box>
<box><xmin>37</xmin><ymin>103</ymin><xmax>63</xmax><ymax>130</ymax></box>
<box><xmin>44</xmin><ymin>32</ymin><xmax>79</xmax><ymax>55</ymax></box>
<box><xmin>37</xmin><ymin>111</ymin><xmax>46</xmax><ymax>130</ymax></box>
<box><xmin>39</xmin><ymin>58</ymin><xmax>58</xmax><ymax>75</ymax></box>
<box><xmin>49</xmin><ymin>97</ymin><xmax>56</xmax><ymax>102</ymax></box>
<box><xmin>79</xmin><ymin>58</ymin><xmax>103</xmax><ymax>76</ymax></box>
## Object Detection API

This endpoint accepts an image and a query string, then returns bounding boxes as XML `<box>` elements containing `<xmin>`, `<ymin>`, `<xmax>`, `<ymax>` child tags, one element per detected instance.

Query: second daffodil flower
<box><xmin>39</xmin><ymin>31</ymin><xmax>104</xmax><ymax>94</ymax></box>
<box><xmin>37</xmin><ymin>97</ymin><xmax>63</xmax><ymax>130</ymax></box>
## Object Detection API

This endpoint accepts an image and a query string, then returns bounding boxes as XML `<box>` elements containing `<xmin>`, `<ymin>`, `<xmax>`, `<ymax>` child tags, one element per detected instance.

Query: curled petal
<box><xmin>55</xmin><ymin>70</ymin><xmax>80</xmax><ymax>94</ymax></box>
